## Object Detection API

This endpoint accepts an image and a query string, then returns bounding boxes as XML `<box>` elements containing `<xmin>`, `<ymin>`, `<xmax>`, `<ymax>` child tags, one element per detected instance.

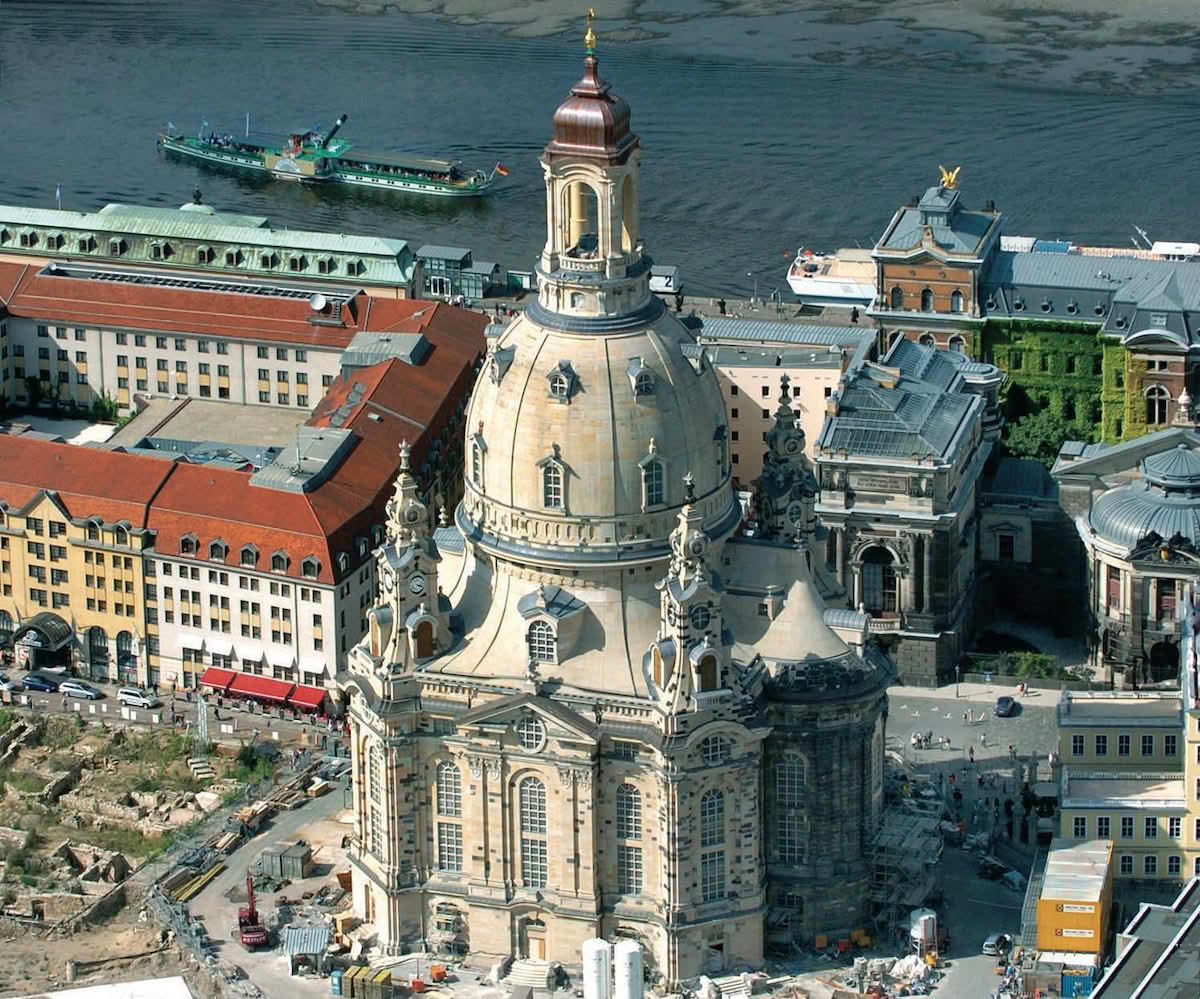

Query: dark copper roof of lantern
<box><xmin>545</xmin><ymin>55</ymin><xmax>638</xmax><ymax>164</ymax></box>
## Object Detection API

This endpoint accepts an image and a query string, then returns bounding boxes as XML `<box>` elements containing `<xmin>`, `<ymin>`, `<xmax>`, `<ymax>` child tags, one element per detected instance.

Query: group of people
<box><xmin>910</xmin><ymin>729</ymin><xmax>952</xmax><ymax>751</ymax></box>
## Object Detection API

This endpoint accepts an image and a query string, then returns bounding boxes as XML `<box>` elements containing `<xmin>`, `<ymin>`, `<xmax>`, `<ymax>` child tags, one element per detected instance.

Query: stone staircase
<box><xmin>713</xmin><ymin>974</ymin><xmax>752</xmax><ymax>999</ymax></box>
<box><xmin>187</xmin><ymin>757</ymin><xmax>216</xmax><ymax>781</ymax></box>
<box><xmin>508</xmin><ymin>959</ymin><xmax>555</xmax><ymax>990</ymax></box>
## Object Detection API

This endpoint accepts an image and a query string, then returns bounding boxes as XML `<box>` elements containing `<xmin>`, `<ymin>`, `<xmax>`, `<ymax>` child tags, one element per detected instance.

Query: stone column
<box><xmin>834</xmin><ymin>528</ymin><xmax>845</xmax><ymax>588</ymax></box>
<box><xmin>923</xmin><ymin>533</ymin><xmax>934</xmax><ymax>614</ymax></box>
<box><xmin>852</xmin><ymin>564</ymin><xmax>862</xmax><ymax>609</ymax></box>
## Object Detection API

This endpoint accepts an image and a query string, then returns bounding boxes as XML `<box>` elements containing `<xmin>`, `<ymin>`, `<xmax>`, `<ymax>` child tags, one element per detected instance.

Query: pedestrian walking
<box><xmin>61</xmin><ymin>693</ymin><xmax>68</xmax><ymax>711</ymax></box>
<box><xmin>979</xmin><ymin>732</ymin><xmax>987</xmax><ymax>747</ymax></box>
<box><xmin>968</xmin><ymin>745</ymin><xmax>975</xmax><ymax>764</ymax></box>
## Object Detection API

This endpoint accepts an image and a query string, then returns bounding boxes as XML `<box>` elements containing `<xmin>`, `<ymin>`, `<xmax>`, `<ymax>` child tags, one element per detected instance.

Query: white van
<box><xmin>118</xmin><ymin>687</ymin><xmax>160</xmax><ymax>709</ymax></box>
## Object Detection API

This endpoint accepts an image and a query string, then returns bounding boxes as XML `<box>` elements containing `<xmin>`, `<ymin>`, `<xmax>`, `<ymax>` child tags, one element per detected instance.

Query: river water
<box><xmin>1</xmin><ymin>0</ymin><xmax>1199</xmax><ymax>297</ymax></box>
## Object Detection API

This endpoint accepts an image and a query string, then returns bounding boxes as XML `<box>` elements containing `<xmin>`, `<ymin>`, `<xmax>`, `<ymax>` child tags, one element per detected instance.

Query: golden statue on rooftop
<box><xmin>938</xmin><ymin>164</ymin><xmax>961</xmax><ymax>190</ymax></box>
<box><xmin>585</xmin><ymin>7</ymin><xmax>597</xmax><ymax>53</ymax></box>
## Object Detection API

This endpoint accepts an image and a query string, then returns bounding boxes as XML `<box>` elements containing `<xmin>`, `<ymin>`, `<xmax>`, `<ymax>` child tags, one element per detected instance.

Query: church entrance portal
<box><xmin>521</xmin><ymin>917</ymin><xmax>547</xmax><ymax>960</ymax></box>
<box><xmin>414</xmin><ymin>621</ymin><xmax>434</xmax><ymax>659</ymax></box>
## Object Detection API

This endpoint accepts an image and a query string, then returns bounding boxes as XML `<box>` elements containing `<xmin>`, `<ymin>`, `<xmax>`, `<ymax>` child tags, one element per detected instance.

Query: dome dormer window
<box><xmin>471</xmin><ymin>427</ymin><xmax>487</xmax><ymax>488</ymax></box>
<box><xmin>543</xmin><ymin>463</ymin><xmax>563</xmax><ymax>509</ymax></box>
<box><xmin>627</xmin><ymin>356</ymin><xmax>655</xmax><ymax>396</ymax></box>
<box><xmin>527</xmin><ymin>620</ymin><xmax>557</xmax><ymax>665</ymax></box>
<box><xmin>546</xmin><ymin>360</ymin><xmax>577</xmax><ymax>402</ymax></box>
<box><xmin>638</xmin><ymin>439</ymin><xmax>666</xmax><ymax>509</ymax></box>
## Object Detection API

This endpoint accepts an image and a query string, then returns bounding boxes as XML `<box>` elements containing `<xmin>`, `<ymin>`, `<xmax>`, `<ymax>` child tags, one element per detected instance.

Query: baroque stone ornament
<box><xmin>467</xmin><ymin>756</ymin><xmax>484</xmax><ymax>779</ymax></box>
<box><xmin>484</xmin><ymin>758</ymin><xmax>502</xmax><ymax>780</ymax></box>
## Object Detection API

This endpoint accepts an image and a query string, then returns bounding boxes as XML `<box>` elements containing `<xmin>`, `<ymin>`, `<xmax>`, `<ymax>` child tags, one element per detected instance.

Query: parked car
<box><xmin>22</xmin><ymin>672</ymin><xmax>62</xmax><ymax>692</ymax></box>
<box><xmin>0</xmin><ymin>673</ymin><xmax>23</xmax><ymax>693</ymax></box>
<box><xmin>117</xmin><ymin>687</ymin><xmax>160</xmax><ymax>709</ymax></box>
<box><xmin>60</xmin><ymin>679</ymin><xmax>103</xmax><ymax>700</ymax></box>
<box><xmin>981</xmin><ymin>932</ymin><xmax>1013</xmax><ymax>956</ymax></box>
<box><xmin>993</xmin><ymin>695</ymin><xmax>1016</xmax><ymax>717</ymax></box>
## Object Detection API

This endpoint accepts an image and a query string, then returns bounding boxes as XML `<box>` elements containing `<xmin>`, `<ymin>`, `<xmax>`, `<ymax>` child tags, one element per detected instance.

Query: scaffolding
<box><xmin>870</xmin><ymin>807</ymin><xmax>945</xmax><ymax>942</ymax></box>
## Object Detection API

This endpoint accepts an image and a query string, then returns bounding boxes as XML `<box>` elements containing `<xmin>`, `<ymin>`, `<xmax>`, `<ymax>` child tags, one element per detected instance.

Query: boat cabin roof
<box><xmin>327</xmin><ymin>149</ymin><xmax>461</xmax><ymax>173</ymax></box>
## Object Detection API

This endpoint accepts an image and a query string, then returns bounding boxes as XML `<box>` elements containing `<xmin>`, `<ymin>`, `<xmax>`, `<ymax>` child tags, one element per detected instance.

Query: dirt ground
<box><xmin>0</xmin><ymin>902</ymin><xmax>221</xmax><ymax>998</ymax></box>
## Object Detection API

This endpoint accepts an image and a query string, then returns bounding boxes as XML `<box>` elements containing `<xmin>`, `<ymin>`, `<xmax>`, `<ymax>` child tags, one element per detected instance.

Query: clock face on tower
<box><xmin>409</xmin><ymin>575</ymin><xmax>426</xmax><ymax>596</ymax></box>
<box><xmin>785</xmin><ymin>438</ymin><xmax>800</xmax><ymax>454</ymax></box>
<box><xmin>787</xmin><ymin>502</ymin><xmax>805</xmax><ymax>526</ymax></box>
<box><xmin>383</xmin><ymin>569</ymin><xmax>395</xmax><ymax>592</ymax></box>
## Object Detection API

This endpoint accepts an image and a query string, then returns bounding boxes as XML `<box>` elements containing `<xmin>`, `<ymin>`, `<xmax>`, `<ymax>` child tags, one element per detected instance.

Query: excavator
<box><xmin>234</xmin><ymin>870</ymin><xmax>270</xmax><ymax>950</ymax></box>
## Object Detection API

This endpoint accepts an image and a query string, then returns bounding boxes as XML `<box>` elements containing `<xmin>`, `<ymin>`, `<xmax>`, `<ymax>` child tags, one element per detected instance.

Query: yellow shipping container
<box><xmin>1035</xmin><ymin>839</ymin><xmax>1113</xmax><ymax>956</ymax></box>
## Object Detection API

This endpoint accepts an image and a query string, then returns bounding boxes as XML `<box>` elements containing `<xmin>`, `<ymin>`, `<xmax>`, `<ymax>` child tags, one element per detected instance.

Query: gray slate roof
<box><xmin>818</xmin><ymin>340</ymin><xmax>977</xmax><ymax>461</ymax></box>
<box><xmin>986</xmin><ymin>457</ymin><xmax>1056</xmax><ymax>500</ymax></box>
<box><xmin>417</xmin><ymin>244</ymin><xmax>471</xmax><ymax>261</ymax></box>
<box><xmin>982</xmin><ymin>250</ymin><xmax>1200</xmax><ymax>347</ymax></box>
<box><xmin>877</xmin><ymin>186</ymin><xmax>999</xmax><ymax>257</ymax></box>
<box><xmin>694</xmin><ymin>317</ymin><xmax>872</xmax><ymax>348</ymax></box>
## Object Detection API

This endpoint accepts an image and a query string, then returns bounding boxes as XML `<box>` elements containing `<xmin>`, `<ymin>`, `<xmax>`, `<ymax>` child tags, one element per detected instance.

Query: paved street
<box><xmin>1</xmin><ymin>667</ymin><xmax>345</xmax><ymax>754</ymax></box>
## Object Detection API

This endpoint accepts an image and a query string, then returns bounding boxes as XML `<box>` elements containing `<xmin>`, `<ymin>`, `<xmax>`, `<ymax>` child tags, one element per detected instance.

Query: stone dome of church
<box><xmin>459</xmin><ymin>311</ymin><xmax>739</xmax><ymax>558</ymax></box>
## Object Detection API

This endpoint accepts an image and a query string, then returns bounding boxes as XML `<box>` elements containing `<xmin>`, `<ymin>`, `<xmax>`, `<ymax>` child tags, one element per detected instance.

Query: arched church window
<box><xmin>616</xmin><ymin>784</ymin><xmax>642</xmax><ymax>839</ymax></box>
<box><xmin>777</xmin><ymin>754</ymin><xmax>805</xmax><ymax>806</ymax></box>
<box><xmin>635</xmin><ymin>372</ymin><xmax>655</xmax><ymax>396</ymax></box>
<box><xmin>519</xmin><ymin>776</ymin><xmax>548</xmax><ymax>888</ymax></box>
<box><xmin>549</xmin><ymin>373</ymin><xmax>570</xmax><ymax>399</ymax></box>
<box><xmin>919</xmin><ymin>334</ymin><xmax>935</xmax><ymax>347</ymax></box>
<box><xmin>1146</xmin><ymin>385</ymin><xmax>1170</xmax><ymax>425</ymax></box>
<box><xmin>436</xmin><ymin>761</ymin><xmax>462</xmax><ymax>817</ymax></box>
<box><xmin>700</xmin><ymin>736</ymin><xmax>730</xmax><ymax>766</ymax></box>
<box><xmin>700</xmin><ymin>789</ymin><xmax>724</xmax><ymax>847</ymax></box>
<box><xmin>543</xmin><ymin>463</ymin><xmax>563</xmax><ymax>509</ymax></box>
<box><xmin>698</xmin><ymin>654</ymin><xmax>718</xmax><ymax>692</ymax></box>
<box><xmin>471</xmin><ymin>442</ymin><xmax>483</xmax><ymax>488</ymax></box>
<box><xmin>527</xmin><ymin>620</ymin><xmax>556</xmax><ymax>664</ymax></box>
<box><xmin>643</xmin><ymin>459</ymin><xmax>664</xmax><ymax>507</ymax></box>
<box><xmin>949</xmin><ymin>335</ymin><xmax>965</xmax><ymax>353</ymax></box>
<box><xmin>890</xmin><ymin>286</ymin><xmax>904</xmax><ymax>310</ymax></box>
<box><xmin>921</xmin><ymin>288</ymin><xmax>934</xmax><ymax>312</ymax></box>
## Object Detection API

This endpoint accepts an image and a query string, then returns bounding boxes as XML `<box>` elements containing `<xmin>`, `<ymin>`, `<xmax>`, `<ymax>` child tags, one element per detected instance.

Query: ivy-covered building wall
<box><xmin>980</xmin><ymin>319</ymin><xmax>1178</xmax><ymax>445</ymax></box>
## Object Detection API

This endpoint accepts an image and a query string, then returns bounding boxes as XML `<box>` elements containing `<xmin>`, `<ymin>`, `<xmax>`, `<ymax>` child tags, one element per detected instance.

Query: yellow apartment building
<box><xmin>1057</xmin><ymin>690</ymin><xmax>1200</xmax><ymax>881</ymax></box>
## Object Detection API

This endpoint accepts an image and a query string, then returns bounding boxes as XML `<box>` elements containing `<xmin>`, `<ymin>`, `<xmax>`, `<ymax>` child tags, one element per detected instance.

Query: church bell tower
<box><xmin>535</xmin><ymin>11</ymin><xmax>653</xmax><ymax>320</ymax></box>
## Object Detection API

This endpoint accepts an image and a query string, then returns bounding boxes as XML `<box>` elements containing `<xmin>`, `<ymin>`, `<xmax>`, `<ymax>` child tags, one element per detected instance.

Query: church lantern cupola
<box><xmin>533</xmin><ymin>8</ymin><xmax>653</xmax><ymax>322</ymax></box>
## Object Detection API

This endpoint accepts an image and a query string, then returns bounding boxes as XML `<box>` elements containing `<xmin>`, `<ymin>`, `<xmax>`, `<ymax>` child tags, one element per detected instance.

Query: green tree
<box><xmin>23</xmin><ymin>376</ymin><xmax>42</xmax><ymax>410</ymax></box>
<box><xmin>1004</xmin><ymin>409</ymin><xmax>1095</xmax><ymax>468</ymax></box>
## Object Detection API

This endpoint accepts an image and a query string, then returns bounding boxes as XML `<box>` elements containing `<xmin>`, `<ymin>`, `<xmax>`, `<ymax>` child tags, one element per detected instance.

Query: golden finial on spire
<box><xmin>585</xmin><ymin>7</ymin><xmax>597</xmax><ymax>53</ymax></box>
<box><xmin>938</xmin><ymin>164</ymin><xmax>961</xmax><ymax>190</ymax></box>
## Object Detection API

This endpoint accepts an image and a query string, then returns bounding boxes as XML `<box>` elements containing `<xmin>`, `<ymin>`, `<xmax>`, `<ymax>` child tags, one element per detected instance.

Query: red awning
<box><xmin>228</xmin><ymin>673</ymin><xmax>294</xmax><ymax>703</ymax></box>
<box><xmin>199</xmin><ymin>667</ymin><xmax>236</xmax><ymax>692</ymax></box>
<box><xmin>287</xmin><ymin>684</ymin><xmax>327</xmax><ymax>712</ymax></box>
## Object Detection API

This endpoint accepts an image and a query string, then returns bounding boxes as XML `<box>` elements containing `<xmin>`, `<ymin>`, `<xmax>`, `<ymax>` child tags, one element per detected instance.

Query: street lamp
<box><xmin>955</xmin><ymin>663</ymin><xmax>960</xmax><ymax>698</ymax></box>
<box><xmin>747</xmin><ymin>271</ymin><xmax>758</xmax><ymax>306</ymax></box>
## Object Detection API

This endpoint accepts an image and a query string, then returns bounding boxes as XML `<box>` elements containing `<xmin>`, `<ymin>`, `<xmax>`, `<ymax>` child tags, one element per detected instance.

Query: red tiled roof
<box><xmin>0</xmin><ymin>435</ymin><xmax>175</xmax><ymax>525</ymax></box>
<box><xmin>2</xmin><ymin>264</ymin><xmax>474</xmax><ymax>349</ymax></box>
<box><xmin>146</xmin><ymin>461</ymin><xmax>336</xmax><ymax>582</ymax></box>
<box><xmin>0</xmin><ymin>291</ymin><xmax>484</xmax><ymax>588</ymax></box>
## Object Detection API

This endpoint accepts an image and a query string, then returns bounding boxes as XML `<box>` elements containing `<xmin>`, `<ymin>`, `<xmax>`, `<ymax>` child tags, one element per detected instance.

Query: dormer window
<box><xmin>488</xmin><ymin>346</ymin><xmax>514</xmax><ymax>385</ymax></box>
<box><xmin>261</xmin><ymin>251</ymin><xmax>279</xmax><ymax>269</ymax></box>
<box><xmin>271</xmin><ymin>551</ymin><xmax>289</xmax><ymax>572</ymax></box>
<box><xmin>316</xmin><ymin>256</ymin><xmax>337</xmax><ymax>274</ymax></box>
<box><xmin>180</xmin><ymin>534</ymin><xmax>197</xmax><ymax>555</ymax></box>
<box><xmin>240</xmin><ymin>544</ymin><xmax>258</xmax><ymax>566</ymax></box>
<box><xmin>77</xmin><ymin>235</ymin><xmax>95</xmax><ymax>252</ymax></box>
<box><xmin>301</xmin><ymin>556</ymin><xmax>320</xmax><ymax>578</ymax></box>
<box><xmin>627</xmin><ymin>357</ymin><xmax>655</xmax><ymax>396</ymax></box>
<box><xmin>527</xmin><ymin>620</ymin><xmax>557</xmax><ymax>665</ymax></box>
<box><xmin>196</xmin><ymin>245</ymin><xmax>214</xmax><ymax>264</ymax></box>
<box><xmin>45</xmin><ymin>232</ymin><xmax>64</xmax><ymax>250</ymax></box>
<box><xmin>86</xmin><ymin>520</ymin><xmax>100</xmax><ymax>541</ymax></box>
<box><xmin>338</xmin><ymin>552</ymin><xmax>350</xmax><ymax>574</ymax></box>
<box><xmin>357</xmin><ymin>537</ymin><xmax>368</xmax><ymax>557</ymax></box>
<box><xmin>18</xmin><ymin>230</ymin><xmax>37</xmax><ymax>249</ymax></box>
<box><xmin>224</xmin><ymin>249</ymin><xmax>243</xmax><ymax>267</ymax></box>
<box><xmin>471</xmin><ymin>429</ymin><xmax>487</xmax><ymax>488</ymax></box>
<box><xmin>537</xmin><ymin>445</ymin><xmax>567</xmax><ymax>511</ymax></box>
<box><xmin>346</xmin><ymin>259</ymin><xmax>364</xmax><ymax>276</ymax></box>
<box><xmin>288</xmin><ymin>254</ymin><xmax>307</xmax><ymax>272</ymax></box>
<box><xmin>638</xmin><ymin>440</ymin><xmax>666</xmax><ymax>509</ymax></box>
<box><xmin>114</xmin><ymin>526</ymin><xmax>128</xmax><ymax>546</ymax></box>
<box><xmin>545</xmin><ymin>361</ymin><xmax>577</xmax><ymax>403</ymax></box>
<box><xmin>209</xmin><ymin>540</ymin><xmax>227</xmax><ymax>561</ymax></box>
<box><xmin>151</xmin><ymin>241</ymin><xmax>174</xmax><ymax>260</ymax></box>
